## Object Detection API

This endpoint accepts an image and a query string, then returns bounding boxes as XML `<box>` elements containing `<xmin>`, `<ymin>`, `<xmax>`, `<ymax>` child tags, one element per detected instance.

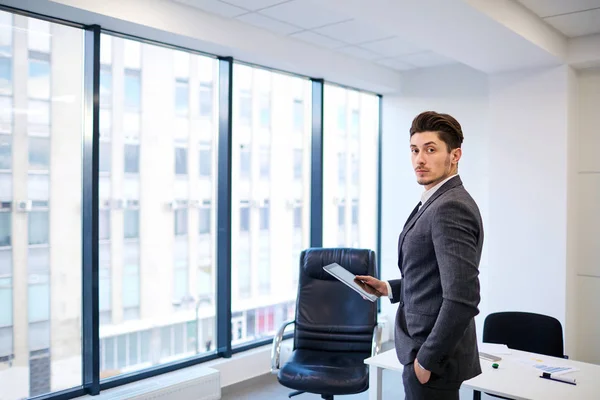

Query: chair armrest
<box><xmin>271</xmin><ymin>319</ymin><xmax>295</xmax><ymax>373</ymax></box>
<box><xmin>371</xmin><ymin>323</ymin><xmax>383</xmax><ymax>357</ymax></box>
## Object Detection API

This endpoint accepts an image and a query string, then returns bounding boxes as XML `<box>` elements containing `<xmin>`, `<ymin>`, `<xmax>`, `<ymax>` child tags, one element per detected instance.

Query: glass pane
<box><xmin>28</xmin><ymin>58</ymin><xmax>50</xmax><ymax>99</ymax></box>
<box><xmin>293</xmin><ymin>149</ymin><xmax>302</xmax><ymax>181</ymax></box>
<box><xmin>28</xmin><ymin>100</ymin><xmax>50</xmax><ymax>135</ymax></box>
<box><xmin>124</xmin><ymin>70</ymin><xmax>141</xmax><ymax>111</ymax></box>
<box><xmin>99</xmin><ymin>266</ymin><xmax>111</xmax><ymax>312</ymax></box>
<box><xmin>199</xmin><ymin>144</ymin><xmax>211</xmax><ymax>177</ymax></box>
<box><xmin>239</xmin><ymin>147</ymin><xmax>251</xmax><ymax>179</ymax></box>
<box><xmin>199</xmin><ymin>82</ymin><xmax>212</xmax><ymax>117</ymax></box>
<box><xmin>0</xmin><ymin>329</ymin><xmax>11</xmax><ymax>363</ymax></box>
<box><xmin>323</xmin><ymin>85</ymin><xmax>379</xmax><ymax>250</ymax></box>
<box><xmin>0</xmin><ymin>135</ymin><xmax>10</xmax><ymax>170</ymax></box>
<box><xmin>0</xmin><ymin>213</ymin><xmax>10</xmax><ymax>246</ymax></box>
<box><xmin>174</xmin><ymin>209</ymin><xmax>188</xmax><ymax>236</ymax></box>
<box><xmin>0</xmin><ymin>14</ymin><xmax>84</xmax><ymax>399</ymax></box>
<box><xmin>99</xmin><ymin>210</ymin><xmax>110</xmax><ymax>241</ymax></box>
<box><xmin>28</xmin><ymin>211</ymin><xmax>49</xmax><ymax>245</ymax></box>
<box><xmin>173</xmin><ymin>266</ymin><xmax>188</xmax><ymax>301</ymax></box>
<box><xmin>231</xmin><ymin>63</ymin><xmax>310</xmax><ymax>347</ymax></box>
<box><xmin>124</xmin><ymin>144</ymin><xmax>139</xmax><ymax>174</ymax></box>
<box><xmin>0</xmin><ymin>57</ymin><xmax>11</xmax><ymax>95</ymax></box>
<box><xmin>100</xmin><ymin>67</ymin><xmax>112</xmax><ymax>108</ymax></box>
<box><xmin>260</xmin><ymin>203</ymin><xmax>269</xmax><ymax>231</ymax></box>
<box><xmin>293</xmin><ymin>206</ymin><xmax>302</xmax><ymax>230</ymax></box>
<box><xmin>293</xmin><ymin>99</ymin><xmax>303</xmax><ymax>132</ymax></box>
<box><xmin>129</xmin><ymin>332</ymin><xmax>139</xmax><ymax>366</ymax></box>
<box><xmin>259</xmin><ymin>93</ymin><xmax>270</xmax><ymax>128</ymax></box>
<box><xmin>0</xmin><ymin>12</ymin><xmax>12</xmax><ymax>56</ymax></box>
<box><xmin>122</xmin><ymin>264</ymin><xmax>139</xmax><ymax>308</ymax></box>
<box><xmin>199</xmin><ymin>208</ymin><xmax>210</xmax><ymax>235</ymax></box>
<box><xmin>175</xmin><ymin>147</ymin><xmax>187</xmax><ymax>175</ymax></box>
<box><xmin>124</xmin><ymin>209</ymin><xmax>139</xmax><ymax>239</ymax></box>
<box><xmin>98</xmin><ymin>34</ymin><xmax>218</xmax><ymax>379</ymax></box>
<box><xmin>259</xmin><ymin>146</ymin><xmax>269</xmax><ymax>179</ymax></box>
<box><xmin>27</xmin><ymin>174</ymin><xmax>49</xmax><ymax>201</ymax></box>
<box><xmin>0</xmin><ymin>96</ymin><xmax>12</xmax><ymax>133</ymax></box>
<box><xmin>28</xmin><ymin>283</ymin><xmax>50</xmax><ymax>322</ymax></box>
<box><xmin>99</xmin><ymin>142</ymin><xmax>111</xmax><ymax>173</ymax></box>
<box><xmin>100</xmin><ymin>109</ymin><xmax>112</xmax><ymax>138</ymax></box>
<box><xmin>117</xmin><ymin>335</ymin><xmax>126</xmax><ymax>369</ymax></box>
<box><xmin>29</xmin><ymin>137</ymin><xmax>50</xmax><ymax>171</ymax></box>
<box><xmin>175</xmin><ymin>80</ymin><xmax>188</xmax><ymax>116</ymax></box>
<box><xmin>0</xmin><ymin>279</ymin><xmax>12</xmax><ymax>327</ymax></box>
<box><xmin>239</xmin><ymin>90</ymin><xmax>251</xmax><ymax>125</ymax></box>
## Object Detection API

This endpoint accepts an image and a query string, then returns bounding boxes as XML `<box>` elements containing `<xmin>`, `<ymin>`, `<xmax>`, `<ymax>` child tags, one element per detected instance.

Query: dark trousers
<box><xmin>402</xmin><ymin>362</ymin><xmax>461</xmax><ymax>400</ymax></box>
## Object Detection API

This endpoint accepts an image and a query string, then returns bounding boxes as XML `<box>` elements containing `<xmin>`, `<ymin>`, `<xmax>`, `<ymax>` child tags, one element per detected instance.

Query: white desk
<box><xmin>365</xmin><ymin>348</ymin><xmax>600</xmax><ymax>400</ymax></box>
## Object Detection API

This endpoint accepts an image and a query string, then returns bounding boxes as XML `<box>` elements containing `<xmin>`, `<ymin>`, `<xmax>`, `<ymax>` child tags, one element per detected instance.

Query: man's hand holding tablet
<box><xmin>354</xmin><ymin>275</ymin><xmax>388</xmax><ymax>298</ymax></box>
<box><xmin>322</xmin><ymin>263</ymin><xmax>383</xmax><ymax>302</ymax></box>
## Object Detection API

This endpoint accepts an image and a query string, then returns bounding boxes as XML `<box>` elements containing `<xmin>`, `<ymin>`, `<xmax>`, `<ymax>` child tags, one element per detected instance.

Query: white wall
<box><xmin>574</xmin><ymin>68</ymin><xmax>600</xmax><ymax>363</ymax></box>
<box><xmin>487</xmin><ymin>66</ymin><xmax>572</xmax><ymax>348</ymax></box>
<box><xmin>381</xmin><ymin>63</ymin><xmax>490</xmax><ymax>339</ymax></box>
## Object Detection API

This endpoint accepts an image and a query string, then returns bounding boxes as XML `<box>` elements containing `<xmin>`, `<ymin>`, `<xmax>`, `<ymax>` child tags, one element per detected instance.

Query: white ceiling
<box><xmin>518</xmin><ymin>0</ymin><xmax>600</xmax><ymax>37</ymax></box>
<box><xmin>172</xmin><ymin>0</ymin><xmax>457</xmax><ymax>71</ymax></box>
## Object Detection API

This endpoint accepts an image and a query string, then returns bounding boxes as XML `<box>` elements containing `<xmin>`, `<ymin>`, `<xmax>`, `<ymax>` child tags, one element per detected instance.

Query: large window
<box><xmin>0</xmin><ymin>11</ymin><xmax>84</xmax><ymax>400</ymax></box>
<box><xmin>0</xmin><ymin>7</ymin><xmax>382</xmax><ymax>400</ymax></box>
<box><xmin>98</xmin><ymin>33</ymin><xmax>219</xmax><ymax>380</ymax></box>
<box><xmin>323</xmin><ymin>85</ymin><xmax>379</xmax><ymax>250</ymax></box>
<box><xmin>231</xmin><ymin>64</ymin><xmax>311</xmax><ymax>347</ymax></box>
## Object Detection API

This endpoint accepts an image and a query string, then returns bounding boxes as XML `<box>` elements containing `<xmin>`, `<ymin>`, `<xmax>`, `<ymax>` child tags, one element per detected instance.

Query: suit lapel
<box><xmin>397</xmin><ymin>176</ymin><xmax>463</xmax><ymax>272</ymax></box>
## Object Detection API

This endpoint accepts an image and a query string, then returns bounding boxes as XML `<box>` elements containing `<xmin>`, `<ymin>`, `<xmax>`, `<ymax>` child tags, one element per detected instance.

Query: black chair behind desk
<box><xmin>474</xmin><ymin>311</ymin><xmax>566</xmax><ymax>400</ymax></box>
<box><xmin>270</xmin><ymin>248</ymin><xmax>383</xmax><ymax>400</ymax></box>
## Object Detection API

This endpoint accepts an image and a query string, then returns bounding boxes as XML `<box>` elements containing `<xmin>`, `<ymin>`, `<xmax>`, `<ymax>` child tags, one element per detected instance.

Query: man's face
<box><xmin>410</xmin><ymin>131</ymin><xmax>461</xmax><ymax>190</ymax></box>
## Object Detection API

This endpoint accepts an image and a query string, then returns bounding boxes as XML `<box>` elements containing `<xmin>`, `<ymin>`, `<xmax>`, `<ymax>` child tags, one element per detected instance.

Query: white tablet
<box><xmin>323</xmin><ymin>262</ymin><xmax>378</xmax><ymax>302</ymax></box>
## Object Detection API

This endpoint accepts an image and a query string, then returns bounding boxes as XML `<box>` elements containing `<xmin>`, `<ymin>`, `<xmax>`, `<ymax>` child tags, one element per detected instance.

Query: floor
<box><xmin>221</xmin><ymin>367</ymin><xmax>485</xmax><ymax>400</ymax></box>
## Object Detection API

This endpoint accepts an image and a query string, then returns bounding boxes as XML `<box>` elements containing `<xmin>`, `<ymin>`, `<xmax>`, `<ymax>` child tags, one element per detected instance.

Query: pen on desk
<box><xmin>540</xmin><ymin>372</ymin><xmax>577</xmax><ymax>385</ymax></box>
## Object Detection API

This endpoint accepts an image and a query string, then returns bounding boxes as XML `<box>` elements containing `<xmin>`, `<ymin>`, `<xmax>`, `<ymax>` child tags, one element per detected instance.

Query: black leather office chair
<box><xmin>476</xmin><ymin>312</ymin><xmax>566</xmax><ymax>400</ymax></box>
<box><xmin>271</xmin><ymin>248</ymin><xmax>383</xmax><ymax>400</ymax></box>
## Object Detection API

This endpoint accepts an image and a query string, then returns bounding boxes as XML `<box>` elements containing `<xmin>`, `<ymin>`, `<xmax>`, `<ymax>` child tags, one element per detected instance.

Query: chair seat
<box><xmin>277</xmin><ymin>349</ymin><xmax>370</xmax><ymax>395</ymax></box>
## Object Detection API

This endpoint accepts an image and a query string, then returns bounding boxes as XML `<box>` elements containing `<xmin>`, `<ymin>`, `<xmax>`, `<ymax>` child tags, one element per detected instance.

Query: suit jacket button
<box><xmin>400</xmin><ymin>301</ymin><xmax>404</xmax><ymax>307</ymax></box>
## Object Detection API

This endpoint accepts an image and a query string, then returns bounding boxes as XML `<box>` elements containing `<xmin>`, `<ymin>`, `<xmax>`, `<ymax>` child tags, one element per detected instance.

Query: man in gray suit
<box><xmin>357</xmin><ymin>111</ymin><xmax>483</xmax><ymax>400</ymax></box>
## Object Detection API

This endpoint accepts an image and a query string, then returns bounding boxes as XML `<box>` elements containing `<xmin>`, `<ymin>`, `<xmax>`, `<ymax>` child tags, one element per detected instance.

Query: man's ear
<box><xmin>452</xmin><ymin>148</ymin><xmax>462</xmax><ymax>164</ymax></box>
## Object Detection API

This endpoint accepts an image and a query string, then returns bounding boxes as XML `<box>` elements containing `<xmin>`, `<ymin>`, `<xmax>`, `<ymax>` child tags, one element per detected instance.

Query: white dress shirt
<box><xmin>385</xmin><ymin>174</ymin><xmax>459</xmax><ymax>300</ymax></box>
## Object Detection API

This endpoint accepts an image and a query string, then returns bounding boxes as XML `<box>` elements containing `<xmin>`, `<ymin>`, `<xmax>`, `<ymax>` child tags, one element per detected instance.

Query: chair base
<box><xmin>287</xmin><ymin>391</ymin><xmax>333</xmax><ymax>400</ymax></box>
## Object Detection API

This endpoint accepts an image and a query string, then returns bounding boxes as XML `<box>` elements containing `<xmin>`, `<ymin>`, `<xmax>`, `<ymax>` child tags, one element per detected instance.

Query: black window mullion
<box><xmin>82</xmin><ymin>24</ymin><xmax>101</xmax><ymax>396</ymax></box>
<box><xmin>216</xmin><ymin>56</ymin><xmax>233</xmax><ymax>358</ymax></box>
<box><xmin>376</xmin><ymin>94</ymin><xmax>383</xmax><ymax>312</ymax></box>
<box><xmin>310</xmin><ymin>79</ymin><xmax>324</xmax><ymax>248</ymax></box>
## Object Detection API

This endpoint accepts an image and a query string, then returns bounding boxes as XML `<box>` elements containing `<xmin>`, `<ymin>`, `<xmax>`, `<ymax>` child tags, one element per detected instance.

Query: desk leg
<box><xmin>369</xmin><ymin>365</ymin><xmax>383</xmax><ymax>400</ymax></box>
<box><xmin>473</xmin><ymin>390</ymin><xmax>481</xmax><ymax>400</ymax></box>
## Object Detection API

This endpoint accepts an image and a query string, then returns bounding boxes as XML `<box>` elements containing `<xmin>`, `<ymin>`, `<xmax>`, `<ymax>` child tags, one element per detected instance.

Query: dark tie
<box><xmin>403</xmin><ymin>201</ymin><xmax>422</xmax><ymax>228</ymax></box>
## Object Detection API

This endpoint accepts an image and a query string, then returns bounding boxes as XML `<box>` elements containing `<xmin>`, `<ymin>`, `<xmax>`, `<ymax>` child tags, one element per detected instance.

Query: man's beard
<box><xmin>416</xmin><ymin>158</ymin><xmax>452</xmax><ymax>187</ymax></box>
<box><xmin>417</xmin><ymin>177</ymin><xmax>437</xmax><ymax>186</ymax></box>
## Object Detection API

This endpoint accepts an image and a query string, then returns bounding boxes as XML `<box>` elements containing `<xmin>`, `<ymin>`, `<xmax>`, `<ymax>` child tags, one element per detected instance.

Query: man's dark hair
<box><xmin>410</xmin><ymin>111</ymin><xmax>464</xmax><ymax>151</ymax></box>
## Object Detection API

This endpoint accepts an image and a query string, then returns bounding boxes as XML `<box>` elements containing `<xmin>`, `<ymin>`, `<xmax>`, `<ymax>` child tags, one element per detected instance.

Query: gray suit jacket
<box><xmin>389</xmin><ymin>176</ymin><xmax>483</xmax><ymax>384</ymax></box>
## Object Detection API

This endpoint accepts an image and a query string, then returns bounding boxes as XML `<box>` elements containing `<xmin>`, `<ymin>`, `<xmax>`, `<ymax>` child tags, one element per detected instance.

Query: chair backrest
<box><xmin>483</xmin><ymin>312</ymin><xmax>564</xmax><ymax>358</ymax></box>
<box><xmin>294</xmin><ymin>248</ymin><xmax>377</xmax><ymax>353</ymax></box>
